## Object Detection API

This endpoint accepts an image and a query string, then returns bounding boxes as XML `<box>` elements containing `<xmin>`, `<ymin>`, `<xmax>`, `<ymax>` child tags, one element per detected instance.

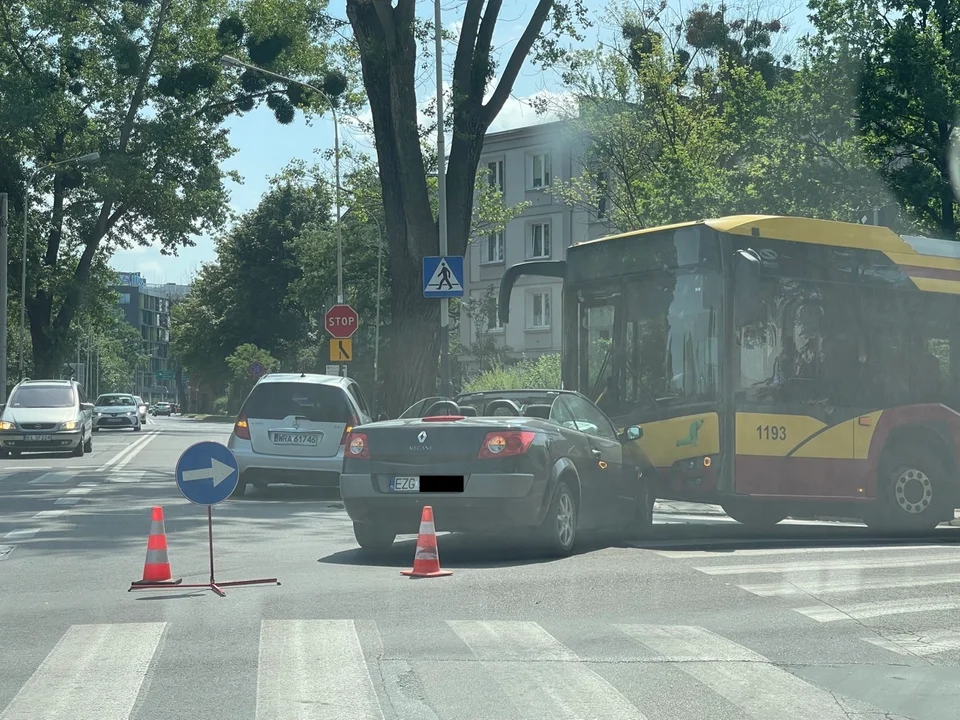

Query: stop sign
<box><xmin>325</xmin><ymin>304</ymin><xmax>359</xmax><ymax>339</ymax></box>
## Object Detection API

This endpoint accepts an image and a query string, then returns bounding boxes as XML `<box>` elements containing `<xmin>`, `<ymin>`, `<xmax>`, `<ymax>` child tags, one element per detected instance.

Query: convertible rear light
<box><xmin>423</xmin><ymin>415</ymin><xmax>465</xmax><ymax>422</ymax></box>
<box><xmin>478</xmin><ymin>430</ymin><xmax>536</xmax><ymax>459</ymax></box>
<box><xmin>233</xmin><ymin>411</ymin><xmax>250</xmax><ymax>440</ymax></box>
<box><xmin>346</xmin><ymin>432</ymin><xmax>369</xmax><ymax>459</ymax></box>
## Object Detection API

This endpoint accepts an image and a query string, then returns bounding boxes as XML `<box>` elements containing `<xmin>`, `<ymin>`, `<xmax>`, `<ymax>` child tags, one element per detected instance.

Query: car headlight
<box><xmin>94</xmin><ymin>411</ymin><xmax>102</xmax><ymax>417</ymax></box>
<box><xmin>0</xmin><ymin>420</ymin><xmax>14</xmax><ymax>431</ymax></box>
<box><xmin>61</xmin><ymin>420</ymin><xmax>79</xmax><ymax>430</ymax></box>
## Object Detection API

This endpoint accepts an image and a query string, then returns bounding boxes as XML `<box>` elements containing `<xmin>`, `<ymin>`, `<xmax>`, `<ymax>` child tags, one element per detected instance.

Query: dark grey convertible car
<box><xmin>340</xmin><ymin>389</ymin><xmax>656</xmax><ymax>556</ymax></box>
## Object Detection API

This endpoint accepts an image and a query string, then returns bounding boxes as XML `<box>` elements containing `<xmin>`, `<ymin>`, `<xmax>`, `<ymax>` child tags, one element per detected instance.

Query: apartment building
<box><xmin>116</xmin><ymin>273</ymin><xmax>189</xmax><ymax>401</ymax></box>
<box><xmin>459</xmin><ymin>120</ymin><xmax>615</xmax><ymax>371</ymax></box>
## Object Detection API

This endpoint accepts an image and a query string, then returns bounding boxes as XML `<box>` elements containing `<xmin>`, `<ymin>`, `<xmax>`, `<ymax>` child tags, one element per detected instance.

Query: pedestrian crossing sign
<box><xmin>422</xmin><ymin>255</ymin><xmax>464</xmax><ymax>298</ymax></box>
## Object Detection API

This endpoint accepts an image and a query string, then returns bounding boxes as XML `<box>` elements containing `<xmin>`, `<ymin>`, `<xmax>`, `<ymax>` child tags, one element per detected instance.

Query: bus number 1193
<box><xmin>757</xmin><ymin>424</ymin><xmax>787</xmax><ymax>441</ymax></box>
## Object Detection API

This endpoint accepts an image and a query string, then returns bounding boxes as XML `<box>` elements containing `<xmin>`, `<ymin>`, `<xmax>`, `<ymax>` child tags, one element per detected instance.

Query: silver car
<box><xmin>0</xmin><ymin>379</ymin><xmax>94</xmax><ymax>457</ymax></box>
<box><xmin>133</xmin><ymin>396</ymin><xmax>148</xmax><ymax>424</ymax></box>
<box><xmin>227</xmin><ymin>373</ymin><xmax>373</xmax><ymax>496</ymax></box>
<box><xmin>92</xmin><ymin>393</ymin><xmax>142</xmax><ymax>432</ymax></box>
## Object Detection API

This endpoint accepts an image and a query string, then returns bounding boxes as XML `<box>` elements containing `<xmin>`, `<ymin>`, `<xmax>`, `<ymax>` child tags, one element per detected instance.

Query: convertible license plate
<box><xmin>26</xmin><ymin>434</ymin><xmax>52</xmax><ymax>441</ymax></box>
<box><xmin>272</xmin><ymin>433</ymin><xmax>320</xmax><ymax>446</ymax></box>
<box><xmin>389</xmin><ymin>476</ymin><xmax>420</xmax><ymax>492</ymax></box>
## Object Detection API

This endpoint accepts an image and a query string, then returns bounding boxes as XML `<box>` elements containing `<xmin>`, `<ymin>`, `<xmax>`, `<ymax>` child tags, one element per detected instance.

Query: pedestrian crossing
<box><xmin>0</xmin><ymin>618</ymin><xmax>917</xmax><ymax>720</ymax></box>
<box><xmin>645</xmin><ymin>541</ymin><xmax>960</xmax><ymax>653</ymax></box>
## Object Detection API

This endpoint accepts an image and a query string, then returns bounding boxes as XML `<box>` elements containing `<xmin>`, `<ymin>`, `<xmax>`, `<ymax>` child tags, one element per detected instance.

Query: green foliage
<box><xmin>553</xmin><ymin>2</ymin><xmax>890</xmax><ymax>229</ymax></box>
<box><xmin>806</xmin><ymin>0</ymin><xmax>960</xmax><ymax>237</ymax></box>
<box><xmin>464</xmin><ymin>354</ymin><xmax>563</xmax><ymax>392</ymax></box>
<box><xmin>0</xmin><ymin>0</ymin><xmax>344</xmax><ymax>376</ymax></box>
<box><xmin>224</xmin><ymin>343</ymin><xmax>277</xmax><ymax>411</ymax></box>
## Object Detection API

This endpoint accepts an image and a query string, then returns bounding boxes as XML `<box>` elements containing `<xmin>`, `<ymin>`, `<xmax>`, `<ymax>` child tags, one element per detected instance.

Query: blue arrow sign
<box><xmin>423</xmin><ymin>255</ymin><xmax>464</xmax><ymax>298</ymax></box>
<box><xmin>175</xmin><ymin>441</ymin><xmax>239</xmax><ymax>506</ymax></box>
<box><xmin>250</xmin><ymin>361</ymin><xmax>265</xmax><ymax>377</ymax></box>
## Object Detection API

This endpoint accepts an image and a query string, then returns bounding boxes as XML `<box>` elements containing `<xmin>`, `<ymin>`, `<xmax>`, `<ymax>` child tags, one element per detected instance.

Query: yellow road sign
<box><xmin>330</xmin><ymin>338</ymin><xmax>352</xmax><ymax>362</ymax></box>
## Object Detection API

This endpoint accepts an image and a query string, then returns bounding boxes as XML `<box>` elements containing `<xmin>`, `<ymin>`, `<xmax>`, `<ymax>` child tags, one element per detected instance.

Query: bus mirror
<box><xmin>621</xmin><ymin>425</ymin><xmax>642</xmax><ymax>442</ymax></box>
<box><xmin>733</xmin><ymin>249</ymin><xmax>765</xmax><ymax>326</ymax></box>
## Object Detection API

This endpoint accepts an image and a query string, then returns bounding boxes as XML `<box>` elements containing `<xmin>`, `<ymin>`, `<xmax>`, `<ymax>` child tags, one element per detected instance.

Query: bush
<box><xmin>212</xmin><ymin>396</ymin><xmax>230</xmax><ymax>416</ymax></box>
<box><xmin>463</xmin><ymin>354</ymin><xmax>562</xmax><ymax>392</ymax></box>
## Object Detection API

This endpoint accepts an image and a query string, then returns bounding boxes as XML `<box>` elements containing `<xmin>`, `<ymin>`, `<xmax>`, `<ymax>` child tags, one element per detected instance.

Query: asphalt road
<box><xmin>1</xmin><ymin>416</ymin><xmax>960</xmax><ymax>720</ymax></box>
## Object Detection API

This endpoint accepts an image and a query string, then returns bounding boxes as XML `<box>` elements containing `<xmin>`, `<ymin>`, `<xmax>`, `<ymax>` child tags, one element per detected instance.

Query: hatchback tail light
<box><xmin>478</xmin><ymin>430</ymin><xmax>536</xmax><ymax>459</ymax></box>
<box><xmin>341</xmin><ymin>413</ymin><xmax>360</xmax><ymax>447</ymax></box>
<box><xmin>346</xmin><ymin>431</ymin><xmax>370</xmax><ymax>459</ymax></box>
<box><xmin>233</xmin><ymin>411</ymin><xmax>250</xmax><ymax>440</ymax></box>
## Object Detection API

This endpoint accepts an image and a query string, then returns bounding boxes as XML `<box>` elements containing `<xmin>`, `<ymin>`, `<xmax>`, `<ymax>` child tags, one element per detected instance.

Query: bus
<box><xmin>498</xmin><ymin>215</ymin><xmax>960</xmax><ymax>531</ymax></box>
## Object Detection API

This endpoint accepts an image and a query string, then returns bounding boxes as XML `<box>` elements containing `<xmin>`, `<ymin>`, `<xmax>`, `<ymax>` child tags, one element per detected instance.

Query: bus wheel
<box><xmin>722</xmin><ymin>500</ymin><xmax>788</xmax><ymax>529</ymax></box>
<box><xmin>867</xmin><ymin>449</ymin><xmax>945</xmax><ymax>533</ymax></box>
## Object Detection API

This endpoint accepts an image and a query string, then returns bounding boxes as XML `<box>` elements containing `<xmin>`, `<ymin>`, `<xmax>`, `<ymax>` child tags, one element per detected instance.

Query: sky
<box><xmin>109</xmin><ymin>0</ymin><xmax>813</xmax><ymax>285</ymax></box>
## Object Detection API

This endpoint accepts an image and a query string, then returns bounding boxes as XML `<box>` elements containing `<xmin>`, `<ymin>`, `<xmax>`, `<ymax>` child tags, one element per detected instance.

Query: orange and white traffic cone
<box><xmin>401</xmin><ymin>506</ymin><xmax>453</xmax><ymax>578</ymax></box>
<box><xmin>130</xmin><ymin>507</ymin><xmax>182</xmax><ymax>587</ymax></box>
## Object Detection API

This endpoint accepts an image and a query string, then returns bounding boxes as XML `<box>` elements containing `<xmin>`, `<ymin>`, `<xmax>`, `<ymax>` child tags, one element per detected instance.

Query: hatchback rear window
<box><xmin>243</xmin><ymin>383</ymin><xmax>354</xmax><ymax>423</ymax></box>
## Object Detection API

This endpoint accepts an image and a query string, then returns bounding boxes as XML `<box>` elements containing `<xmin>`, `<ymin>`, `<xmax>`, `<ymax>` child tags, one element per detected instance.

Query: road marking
<box><xmin>78</xmin><ymin>482</ymin><xmax>100</xmax><ymax>487</ymax></box>
<box><xmin>795</xmin><ymin>596</ymin><xmax>960</xmax><ymax>623</ymax></box>
<box><xmin>738</xmin><ymin>572</ymin><xmax>960</xmax><ymax>597</ymax></box>
<box><xmin>54</xmin><ymin>497</ymin><xmax>81</xmax><ymax>506</ymax></box>
<box><xmin>649</xmin><ymin>543</ymin><xmax>959</xmax><ymax>559</ymax></box>
<box><xmin>32</xmin><ymin>509</ymin><xmax>68</xmax><ymax>519</ymax></box>
<box><xmin>67</xmin><ymin>487</ymin><xmax>94</xmax><ymax>495</ymax></box>
<box><xmin>864</xmin><ymin>629</ymin><xmax>960</xmax><ymax>657</ymax></box>
<box><xmin>0</xmin><ymin>622</ymin><xmax>165</xmax><ymax>720</ymax></box>
<box><xmin>2</xmin><ymin>529</ymin><xmax>39</xmax><ymax>540</ymax></box>
<box><xmin>617</xmin><ymin>624</ymin><xmax>853</xmax><ymax>718</ymax></box>
<box><xmin>0</xmin><ymin>545</ymin><xmax>15</xmax><ymax>560</ymax></box>
<box><xmin>28</xmin><ymin>472</ymin><xmax>73</xmax><ymax>485</ymax></box>
<box><xmin>1</xmin><ymin>466</ymin><xmax>52</xmax><ymax>471</ymax></box>
<box><xmin>107</xmin><ymin>471</ymin><xmax>145</xmax><ymax>483</ymax></box>
<box><xmin>448</xmin><ymin>620</ymin><xmax>646</xmax><ymax>719</ymax></box>
<box><xmin>96</xmin><ymin>430</ymin><xmax>159</xmax><ymax>472</ymax></box>
<box><xmin>256</xmin><ymin>620</ymin><xmax>385</xmax><ymax>720</ymax></box>
<box><xmin>695</xmin><ymin>554</ymin><xmax>960</xmax><ymax>575</ymax></box>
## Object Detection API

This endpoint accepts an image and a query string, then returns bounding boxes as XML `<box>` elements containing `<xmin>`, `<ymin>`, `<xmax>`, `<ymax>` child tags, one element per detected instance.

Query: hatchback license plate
<box><xmin>272</xmin><ymin>433</ymin><xmax>319</xmax><ymax>446</ymax></box>
<box><xmin>389</xmin><ymin>476</ymin><xmax>419</xmax><ymax>492</ymax></box>
<box><xmin>26</xmin><ymin>434</ymin><xmax>52</xmax><ymax>442</ymax></box>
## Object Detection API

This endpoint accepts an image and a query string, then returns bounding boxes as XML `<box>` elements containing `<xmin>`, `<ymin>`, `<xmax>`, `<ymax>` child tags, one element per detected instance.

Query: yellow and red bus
<box><xmin>499</xmin><ymin>215</ymin><xmax>960</xmax><ymax>531</ymax></box>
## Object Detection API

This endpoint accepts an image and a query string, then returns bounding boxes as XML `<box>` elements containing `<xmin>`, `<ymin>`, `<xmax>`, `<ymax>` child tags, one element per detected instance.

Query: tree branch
<box><xmin>473</xmin><ymin>0</ymin><xmax>504</xmax><ymax>95</ymax></box>
<box><xmin>453</xmin><ymin>0</ymin><xmax>484</xmax><ymax>97</ymax></box>
<box><xmin>118</xmin><ymin>0</ymin><xmax>172</xmax><ymax>152</ymax></box>
<box><xmin>481</xmin><ymin>0</ymin><xmax>553</xmax><ymax>122</ymax></box>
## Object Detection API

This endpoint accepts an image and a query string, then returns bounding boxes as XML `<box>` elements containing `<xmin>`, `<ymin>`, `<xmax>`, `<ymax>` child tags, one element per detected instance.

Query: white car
<box><xmin>92</xmin><ymin>393</ymin><xmax>142</xmax><ymax>432</ymax></box>
<box><xmin>227</xmin><ymin>373</ymin><xmax>373</xmax><ymax>496</ymax></box>
<box><xmin>133</xmin><ymin>396</ymin><xmax>148</xmax><ymax>424</ymax></box>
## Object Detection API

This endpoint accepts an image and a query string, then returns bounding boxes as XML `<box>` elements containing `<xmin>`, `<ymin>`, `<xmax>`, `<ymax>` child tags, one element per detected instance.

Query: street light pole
<box><xmin>220</xmin><ymin>56</ymin><xmax>343</xmax><ymax>369</ymax></box>
<box><xmin>19</xmin><ymin>152</ymin><xmax>100</xmax><ymax>381</ymax></box>
<box><xmin>434</xmin><ymin>0</ymin><xmax>451</xmax><ymax>397</ymax></box>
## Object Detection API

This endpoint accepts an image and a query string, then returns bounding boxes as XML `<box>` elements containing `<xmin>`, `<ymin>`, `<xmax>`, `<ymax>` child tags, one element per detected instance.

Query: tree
<box><xmin>171</xmin><ymin>165</ymin><xmax>332</xmax><ymax>389</ymax></box>
<box><xmin>0</xmin><ymin>0</ymin><xmax>342</xmax><ymax>376</ymax></box>
<box><xmin>224</xmin><ymin>343</ymin><xmax>278</xmax><ymax>413</ymax></box>
<box><xmin>807</xmin><ymin>0</ymin><xmax>960</xmax><ymax>237</ymax></box>
<box><xmin>341</xmin><ymin>0</ymin><xmax>589</xmax><ymax>414</ymax></box>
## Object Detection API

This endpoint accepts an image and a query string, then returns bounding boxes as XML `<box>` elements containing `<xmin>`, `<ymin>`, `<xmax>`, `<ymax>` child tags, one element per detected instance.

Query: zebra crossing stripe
<box><xmin>0</xmin><ymin>623</ymin><xmax>165</xmax><ymax>720</ymax></box>
<box><xmin>448</xmin><ymin>620</ymin><xmax>646</xmax><ymax>719</ymax></box>
<box><xmin>616</xmin><ymin>625</ymin><xmax>853</xmax><ymax>718</ymax></box>
<box><xmin>256</xmin><ymin>619</ymin><xmax>384</xmax><ymax>720</ymax></box>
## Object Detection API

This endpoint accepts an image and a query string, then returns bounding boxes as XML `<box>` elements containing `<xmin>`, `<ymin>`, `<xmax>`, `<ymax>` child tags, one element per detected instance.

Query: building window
<box><xmin>485</xmin><ymin>295</ymin><xmax>504</xmax><ymax>332</ymax></box>
<box><xmin>531</xmin><ymin>152</ymin><xmax>552</xmax><ymax>189</ymax></box>
<box><xmin>118</xmin><ymin>293</ymin><xmax>130</xmax><ymax>305</ymax></box>
<box><xmin>487</xmin><ymin>160</ymin><xmax>504</xmax><ymax>193</ymax></box>
<box><xmin>484</xmin><ymin>231</ymin><xmax>504</xmax><ymax>263</ymax></box>
<box><xmin>529</xmin><ymin>291</ymin><xmax>551</xmax><ymax>329</ymax></box>
<box><xmin>529</xmin><ymin>222</ymin><xmax>551</xmax><ymax>259</ymax></box>
<box><xmin>596</xmin><ymin>170</ymin><xmax>609</xmax><ymax>220</ymax></box>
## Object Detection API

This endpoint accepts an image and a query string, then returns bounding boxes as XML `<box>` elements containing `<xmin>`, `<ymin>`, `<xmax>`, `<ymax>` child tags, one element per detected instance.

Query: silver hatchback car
<box><xmin>0</xmin><ymin>379</ymin><xmax>94</xmax><ymax>457</ymax></box>
<box><xmin>227</xmin><ymin>373</ymin><xmax>373</xmax><ymax>496</ymax></box>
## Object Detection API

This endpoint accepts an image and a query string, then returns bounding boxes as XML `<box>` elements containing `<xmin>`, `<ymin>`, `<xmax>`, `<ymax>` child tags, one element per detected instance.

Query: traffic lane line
<box><xmin>96</xmin><ymin>430</ymin><xmax>160</xmax><ymax>472</ymax></box>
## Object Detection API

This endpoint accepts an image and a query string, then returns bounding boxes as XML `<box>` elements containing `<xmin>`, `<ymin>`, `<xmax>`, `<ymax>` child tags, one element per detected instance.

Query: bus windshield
<box><xmin>586</xmin><ymin>270</ymin><xmax>722</xmax><ymax>422</ymax></box>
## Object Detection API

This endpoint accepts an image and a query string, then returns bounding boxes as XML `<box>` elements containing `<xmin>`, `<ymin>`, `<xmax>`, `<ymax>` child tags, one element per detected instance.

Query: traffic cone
<box><xmin>401</xmin><ymin>506</ymin><xmax>452</xmax><ymax>578</ymax></box>
<box><xmin>130</xmin><ymin>507</ymin><xmax>182</xmax><ymax>587</ymax></box>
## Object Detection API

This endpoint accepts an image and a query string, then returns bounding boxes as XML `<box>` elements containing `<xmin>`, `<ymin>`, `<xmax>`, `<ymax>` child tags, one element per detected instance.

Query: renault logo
<box><xmin>417</xmin><ymin>430</ymin><xmax>427</xmax><ymax>443</ymax></box>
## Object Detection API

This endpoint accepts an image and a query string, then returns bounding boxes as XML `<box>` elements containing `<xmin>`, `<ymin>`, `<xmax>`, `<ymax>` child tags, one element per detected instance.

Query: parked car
<box><xmin>340</xmin><ymin>389</ymin><xmax>655</xmax><ymax>556</ymax></box>
<box><xmin>227</xmin><ymin>373</ymin><xmax>373</xmax><ymax>496</ymax></box>
<box><xmin>133</xmin><ymin>396</ymin><xmax>148</xmax><ymax>424</ymax></box>
<box><xmin>0</xmin><ymin>379</ymin><xmax>94</xmax><ymax>457</ymax></box>
<box><xmin>93</xmin><ymin>393</ymin><xmax>142</xmax><ymax>432</ymax></box>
